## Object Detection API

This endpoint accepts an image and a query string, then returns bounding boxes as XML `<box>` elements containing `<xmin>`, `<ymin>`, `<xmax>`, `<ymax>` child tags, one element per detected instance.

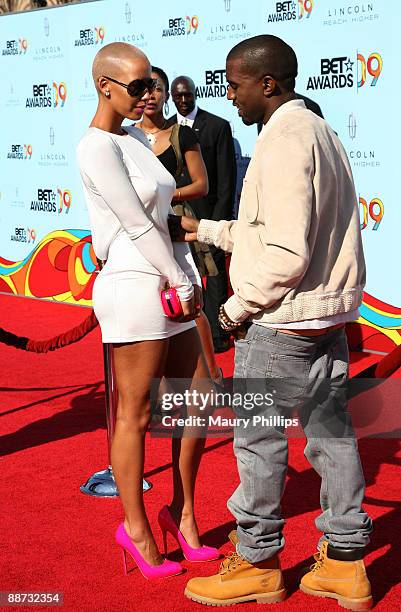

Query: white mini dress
<box><xmin>76</xmin><ymin>126</ymin><xmax>199</xmax><ymax>343</ymax></box>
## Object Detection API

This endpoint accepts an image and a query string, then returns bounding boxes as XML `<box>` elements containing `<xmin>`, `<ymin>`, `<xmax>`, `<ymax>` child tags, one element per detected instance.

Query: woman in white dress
<box><xmin>77</xmin><ymin>43</ymin><xmax>218</xmax><ymax>579</ymax></box>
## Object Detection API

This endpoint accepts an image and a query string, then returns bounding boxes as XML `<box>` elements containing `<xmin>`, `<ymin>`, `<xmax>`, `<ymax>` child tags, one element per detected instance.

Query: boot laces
<box><xmin>310</xmin><ymin>547</ymin><xmax>325</xmax><ymax>572</ymax></box>
<box><xmin>219</xmin><ymin>552</ymin><xmax>243</xmax><ymax>574</ymax></box>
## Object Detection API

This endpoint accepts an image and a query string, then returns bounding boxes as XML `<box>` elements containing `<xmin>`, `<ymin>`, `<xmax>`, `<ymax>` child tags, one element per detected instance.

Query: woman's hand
<box><xmin>176</xmin><ymin>285</ymin><xmax>202</xmax><ymax>322</ymax></box>
<box><xmin>178</xmin><ymin>294</ymin><xmax>196</xmax><ymax>322</ymax></box>
<box><xmin>193</xmin><ymin>285</ymin><xmax>203</xmax><ymax>315</ymax></box>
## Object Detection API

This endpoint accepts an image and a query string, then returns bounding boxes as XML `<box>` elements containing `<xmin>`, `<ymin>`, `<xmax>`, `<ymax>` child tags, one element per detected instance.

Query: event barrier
<box><xmin>0</xmin><ymin>305</ymin><xmax>152</xmax><ymax>495</ymax></box>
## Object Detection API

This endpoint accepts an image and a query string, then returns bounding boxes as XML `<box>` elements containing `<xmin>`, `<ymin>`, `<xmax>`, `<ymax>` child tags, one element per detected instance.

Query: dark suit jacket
<box><xmin>296</xmin><ymin>93</ymin><xmax>324</xmax><ymax>118</ymax></box>
<box><xmin>257</xmin><ymin>93</ymin><xmax>324</xmax><ymax>134</ymax></box>
<box><xmin>168</xmin><ymin>108</ymin><xmax>237</xmax><ymax>221</ymax></box>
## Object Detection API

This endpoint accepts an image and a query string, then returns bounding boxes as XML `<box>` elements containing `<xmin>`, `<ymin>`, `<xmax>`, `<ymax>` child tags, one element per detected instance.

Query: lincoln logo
<box><xmin>125</xmin><ymin>3</ymin><xmax>132</xmax><ymax>24</ymax></box>
<box><xmin>348</xmin><ymin>113</ymin><xmax>357</xmax><ymax>139</ymax></box>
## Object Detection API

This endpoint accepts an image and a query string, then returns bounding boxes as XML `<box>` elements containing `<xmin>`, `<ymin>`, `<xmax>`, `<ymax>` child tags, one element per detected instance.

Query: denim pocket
<box><xmin>267</xmin><ymin>353</ymin><xmax>310</xmax><ymax>400</ymax></box>
<box><xmin>244</xmin><ymin>338</ymin><xmax>273</xmax><ymax>377</ymax></box>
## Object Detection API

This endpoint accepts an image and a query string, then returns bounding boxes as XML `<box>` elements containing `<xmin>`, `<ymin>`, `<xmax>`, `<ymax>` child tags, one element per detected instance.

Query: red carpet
<box><xmin>1</xmin><ymin>294</ymin><xmax>400</xmax><ymax>611</ymax></box>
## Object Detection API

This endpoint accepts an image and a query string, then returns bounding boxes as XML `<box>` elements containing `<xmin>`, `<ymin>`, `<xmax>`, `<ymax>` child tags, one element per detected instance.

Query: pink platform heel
<box><xmin>115</xmin><ymin>523</ymin><xmax>183</xmax><ymax>579</ymax></box>
<box><xmin>158</xmin><ymin>505</ymin><xmax>220</xmax><ymax>563</ymax></box>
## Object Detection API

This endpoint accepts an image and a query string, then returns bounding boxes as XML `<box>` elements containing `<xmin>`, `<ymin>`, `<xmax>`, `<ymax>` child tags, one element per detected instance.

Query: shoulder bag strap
<box><xmin>169</xmin><ymin>124</ymin><xmax>184</xmax><ymax>181</ymax></box>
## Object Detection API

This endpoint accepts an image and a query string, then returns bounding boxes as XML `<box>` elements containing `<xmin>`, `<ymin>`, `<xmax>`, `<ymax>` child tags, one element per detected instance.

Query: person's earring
<box><xmin>164</xmin><ymin>101</ymin><xmax>169</xmax><ymax>116</ymax></box>
<box><xmin>263</xmin><ymin>76</ymin><xmax>275</xmax><ymax>95</ymax></box>
<box><xmin>105</xmin><ymin>90</ymin><xmax>110</xmax><ymax>98</ymax></box>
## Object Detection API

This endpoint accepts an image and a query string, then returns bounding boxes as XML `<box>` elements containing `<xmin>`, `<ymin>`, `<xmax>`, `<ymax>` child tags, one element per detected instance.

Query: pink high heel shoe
<box><xmin>115</xmin><ymin>523</ymin><xmax>183</xmax><ymax>579</ymax></box>
<box><xmin>158</xmin><ymin>505</ymin><xmax>220</xmax><ymax>562</ymax></box>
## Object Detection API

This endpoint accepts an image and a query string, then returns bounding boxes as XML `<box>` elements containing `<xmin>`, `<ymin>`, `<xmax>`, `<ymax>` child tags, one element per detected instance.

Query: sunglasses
<box><xmin>103</xmin><ymin>75</ymin><xmax>157</xmax><ymax>97</ymax></box>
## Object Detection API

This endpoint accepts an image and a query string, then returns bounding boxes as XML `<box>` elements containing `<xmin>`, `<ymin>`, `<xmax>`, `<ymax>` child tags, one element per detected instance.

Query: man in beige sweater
<box><xmin>179</xmin><ymin>36</ymin><xmax>373</xmax><ymax>609</ymax></box>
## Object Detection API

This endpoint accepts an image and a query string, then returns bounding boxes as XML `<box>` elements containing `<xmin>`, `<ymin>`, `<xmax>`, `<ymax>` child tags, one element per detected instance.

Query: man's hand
<box><xmin>168</xmin><ymin>214</ymin><xmax>199</xmax><ymax>242</ymax></box>
<box><xmin>218</xmin><ymin>304</ymin><xmax>243</xmax><ymax>331</ymax></box>
<box><xmin>181</xmin><ymin>216</ymin><xmax>200</xmax><ymax>242</ymax></box>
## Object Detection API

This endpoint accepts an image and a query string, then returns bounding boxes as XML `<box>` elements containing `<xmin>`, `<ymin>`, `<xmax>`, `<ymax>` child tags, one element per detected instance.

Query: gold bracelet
<box><xmin>178</xmin><ymin>190</ymin><xmax>181</xmax><ymax>201</ymax></box>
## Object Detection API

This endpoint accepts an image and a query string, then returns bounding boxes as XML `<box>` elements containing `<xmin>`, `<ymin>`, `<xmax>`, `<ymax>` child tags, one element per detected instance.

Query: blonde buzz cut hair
<box><xmin>92</xmin><ymin>42</ymin><xmax>149</xmax><ymax>92</ymax></box>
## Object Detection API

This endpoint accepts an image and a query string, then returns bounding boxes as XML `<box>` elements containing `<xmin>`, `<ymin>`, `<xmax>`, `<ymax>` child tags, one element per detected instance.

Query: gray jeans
<box><xmin>228</xmin><ymin>323</ymin><xmax>372</xmax><ymax>563</ymax></box>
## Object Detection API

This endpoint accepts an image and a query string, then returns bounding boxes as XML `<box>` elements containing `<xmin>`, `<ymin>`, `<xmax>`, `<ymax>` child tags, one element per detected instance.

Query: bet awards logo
<box><xmin>11</xmin><ymin>227</ymin><xmax>36</xmax><ymax>244</ymax></box>
<box><xmin>268</xmin><ymin>1</ymin><xmax>297</xmax><ymax>23</ymax></box>
<box><xmin>359</xmin><ymin>197</ymin><xmax>384</xmax><ymax>231</ymax></box>
<box><xmin>26</xmin><ymin>82</ymin><xmax>67</xmax><ymax>108</ymax></box>
<box><xmin>357</xmin><ymin>52</ymin><xmax>382</xmax><ymax>88</ymax></box>
<box><xmin>307</xmin><ymin>56</ymin><xmax>354</xmax><ymax>90</ymax></box>
<box><xmin>307</xmin><ymin>51</ymin><xmax>382</xmax><ymax>91</ymax></box>
<box><xmin>7</xmin><ymin>144</ymin><xmax>32</xmax><ymax>160</ymax></box>
<box><xmin>196</xmin><ymin>70</ymin><xmax>227</xmax><ymax>98</ymax></box>
<box><xmin>74</xmin><ymin>27</ymin><xmax>105</xmax><ymax>46</ymax></box>
<box><xmin>30</xmin><ymin>188</ymin><xmax>72</xmax><ymax>214</ymax></box>
<box><xmin>298</xmin><ymin>0</ymin><xmax>314</xmax><ymax>18</ymax></box>
<box><xmin>162</xmin><ymin>16</ymin><xmax>199</xmax><ymax>37</ymax></box>
<box><xmin>2</xmin><ymin>38</ymin><xmax>28</xmax><ymax>55</ymax></box>
<box><xmin>267</xmin><ymin>0</ymin><xmax>314</xmax><ymax>23</ymax></box>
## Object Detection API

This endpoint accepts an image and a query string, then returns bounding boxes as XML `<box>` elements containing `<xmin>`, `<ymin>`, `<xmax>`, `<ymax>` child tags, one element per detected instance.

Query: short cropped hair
<box><xmin>227</xmin><ymin>35</ymin><xmax>297</xmax><ymax>91</ymax></box>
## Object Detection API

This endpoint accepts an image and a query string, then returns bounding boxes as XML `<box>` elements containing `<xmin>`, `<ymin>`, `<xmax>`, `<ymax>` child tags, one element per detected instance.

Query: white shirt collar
<box><xmin>177</xmin><ymin>105</ymin><xmax>198</xmax><ymax>126</ymax></box>
<box><xmin>258</xmin><ymin>99</ymin><xmax>306</xmax><ymax>140</ymax></box>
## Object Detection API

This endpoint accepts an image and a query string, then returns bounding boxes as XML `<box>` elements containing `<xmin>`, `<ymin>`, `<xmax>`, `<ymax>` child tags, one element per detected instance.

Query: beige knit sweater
<box><xmin>198</xmin><ymin>99</ymin><xmax>365</xmax><ymax>324</ymax></box>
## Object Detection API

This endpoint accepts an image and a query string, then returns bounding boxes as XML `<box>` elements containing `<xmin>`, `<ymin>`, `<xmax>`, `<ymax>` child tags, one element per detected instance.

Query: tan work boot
<box><xmin>185</xmin><ymin>551</ymin><xmax>286</xmax><ymax>606</ymax></box>
<box><xmin>228</xmin><ymin>530</ymin><xmax>238</xmax><ymax>546</ymax></box>
<box><xmin>300</xmin><ymin>541</ymin><xmax>373</xmax><ymax>611</ymax></box>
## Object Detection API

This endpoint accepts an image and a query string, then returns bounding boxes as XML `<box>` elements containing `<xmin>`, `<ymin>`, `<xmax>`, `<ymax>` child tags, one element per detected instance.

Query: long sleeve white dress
<box><xmin>76</xmin><ymin>125</ymin><xmax>200</xmax><ymax>343</ymax></box>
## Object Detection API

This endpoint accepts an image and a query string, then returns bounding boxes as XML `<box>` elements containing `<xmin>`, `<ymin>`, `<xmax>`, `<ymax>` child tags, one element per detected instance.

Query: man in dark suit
<box><xmin>169</xmin><ymin>75</ymin><xmax>237</xmax><ymax>353</ymax></box>
<box><xmin>257</xmin><ymin>92</ymin><xmax>323</xmax><ymax>133</ymax></box>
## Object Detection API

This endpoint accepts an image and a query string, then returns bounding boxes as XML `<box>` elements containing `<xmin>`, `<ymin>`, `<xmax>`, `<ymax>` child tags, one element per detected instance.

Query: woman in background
<box><xmin>137</xmin><ymin>66</ymin><xmax>223</xmax><ymax>385</ymax></box>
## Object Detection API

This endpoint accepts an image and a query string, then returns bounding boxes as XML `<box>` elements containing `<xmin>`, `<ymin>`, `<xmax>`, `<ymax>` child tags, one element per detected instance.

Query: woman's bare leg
<box><xmin>111</xmin><ymin>339</ymin><xmax>168</xmax><ymax>565</ymax></box>
<box><xmin>164</xmin><ymin>327</ymin><xmax>214</xmax><ymax>548</ymax></box>
<box><xmin>195</xmin><ymin>311</ymin><xmax>222</xmax><ymax>382</ymax></box>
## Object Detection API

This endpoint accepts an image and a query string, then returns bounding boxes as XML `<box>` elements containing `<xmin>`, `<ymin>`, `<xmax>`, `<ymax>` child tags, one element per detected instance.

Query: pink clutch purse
<box><xmin>161</xmin><ymin>284</ymin><xmax>183</xmax><ymax>319</ymax></box>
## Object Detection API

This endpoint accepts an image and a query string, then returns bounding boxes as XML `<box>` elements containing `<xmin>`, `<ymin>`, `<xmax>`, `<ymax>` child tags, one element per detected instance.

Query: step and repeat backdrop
<box><xmin>0</xmin><ymin>0</ymin><xmax>399</xmax><ymax>350</ymax></box>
